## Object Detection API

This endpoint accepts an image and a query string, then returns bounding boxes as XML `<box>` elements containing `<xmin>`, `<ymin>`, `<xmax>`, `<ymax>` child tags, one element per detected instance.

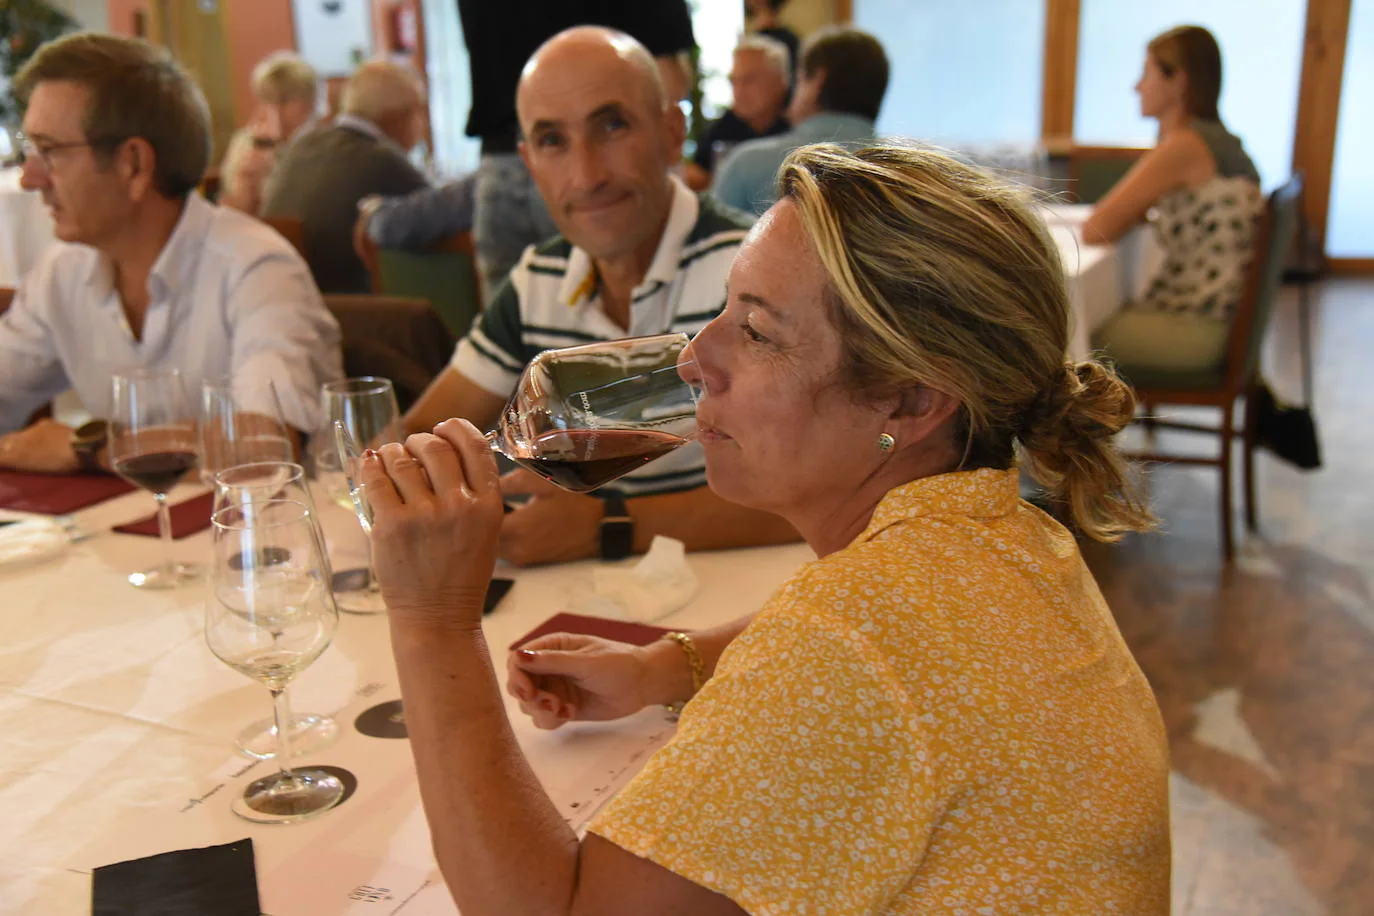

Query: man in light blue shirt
<box><xmin>712</xmin><ymin>27</ymin><xmax>889</xmax><ymax>216</ymax></box>
<box><xmin>0</xmin><ymin>33</ymin><xmax>342</xmax><ymax>472</ymax></box>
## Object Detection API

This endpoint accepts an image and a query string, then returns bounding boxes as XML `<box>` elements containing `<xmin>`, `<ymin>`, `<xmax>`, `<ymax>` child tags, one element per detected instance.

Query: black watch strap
<box><xmin>599</xmin><ymin>489</ymin><xmax>634</xmax><ymax>560</ymax></box>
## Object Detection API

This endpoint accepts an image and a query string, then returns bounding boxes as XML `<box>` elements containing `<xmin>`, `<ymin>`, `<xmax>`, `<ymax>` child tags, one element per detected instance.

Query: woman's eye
<box><xmin>741</xmin><ymin>322</ymin><xmax>766</xmax><ymax>343</ymax></box>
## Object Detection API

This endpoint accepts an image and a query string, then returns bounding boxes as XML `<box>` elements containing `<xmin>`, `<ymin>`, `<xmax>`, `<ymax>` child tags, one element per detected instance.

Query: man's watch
<box><xmin>598</xmin><ymin>489</ymin><xmax>634</xmax><ymax>561</ymax></box>
<box><xmin>70</xmin><ymin>419</ymin><xmax>108</xmax><ymax>472</ymax></box>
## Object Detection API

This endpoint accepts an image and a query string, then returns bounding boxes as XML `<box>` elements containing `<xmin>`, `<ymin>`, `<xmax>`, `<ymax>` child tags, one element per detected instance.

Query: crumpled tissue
<box><xmin>568</xmin><ymin>535</ymin><xmax>699</xmax><ymax>623</ymax></box>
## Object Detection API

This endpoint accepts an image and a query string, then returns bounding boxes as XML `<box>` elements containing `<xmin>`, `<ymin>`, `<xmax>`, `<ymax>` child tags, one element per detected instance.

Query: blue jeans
<box><xmin>473</xmin><ymin>153</ymin><xmax>559</xmax><ymax>302</ymax></box>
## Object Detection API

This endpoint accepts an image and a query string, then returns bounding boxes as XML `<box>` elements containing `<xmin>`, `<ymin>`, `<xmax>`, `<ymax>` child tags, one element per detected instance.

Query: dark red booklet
<box><xmin>509</xmin><ymin>613</ymin><xmax>672</xmax><ymax>651</ymax></box>
<box><xmin>0</xmin><ymin>470</ymin><xmax>134</xmax><ymax>515</ymax></box>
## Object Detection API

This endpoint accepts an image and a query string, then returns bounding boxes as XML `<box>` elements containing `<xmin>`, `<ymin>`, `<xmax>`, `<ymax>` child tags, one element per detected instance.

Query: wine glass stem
<box><xmin>154</xmin><ymin>492</ymin><xmax>175</xmax><ymax>572</ymax></box>
<box><xmin>269</xmin><ymin>687</ymin><xmax>297</xmax><ymax>783</ymax></box>
<box><xmin>365</xmin><ymin>535</ymin><xmax>381</xmax><ymax>595</ymax></box>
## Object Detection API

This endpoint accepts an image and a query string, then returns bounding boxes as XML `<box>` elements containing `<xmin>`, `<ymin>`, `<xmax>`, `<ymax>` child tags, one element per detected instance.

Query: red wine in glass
<box><xmin>507</xmin><ymin>428</ymin><xmax>688</xmax><ymax>492</ymax></box>
<box><xmin>113</xmin><ymin>449</ymin><xmax>199</xmax><ymax>494</ymax></box>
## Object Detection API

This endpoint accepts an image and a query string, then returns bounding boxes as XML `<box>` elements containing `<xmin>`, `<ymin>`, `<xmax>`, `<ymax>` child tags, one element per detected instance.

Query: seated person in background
<box><xmin>355</xmin><ymin>170</ymin><xmax>476</xmax><ymax>255</ymax></box>
<box><xmin>745</xmin><ymin>0</ymin><xmax>800</xmax><ymax>79</ymax></box>
<box><xmin>712</xmin><ymin>27</ymin><xmax>888</xmax><ymax>215</ymax></box>
<box><xmin>361</xmin><ymin>144</ymin><xmax>1170</xmax><ymax>914</ymax></box>
<box><xmin>262</xmin><ymin>61</ymin><xmax>430</xmax><ymax>294</ymax></box>
<box><xmin>219</xmin><ymin>51</ymin><xmax>321</xmax><ymax>214</ymax></box>
<box><xmin>683</xmin><ymin>35</ymin><xmax>791</xmax><ymax>192</ymax></box>
<box><xmin>1084</xmin><ymin>25</ymin><xmax>1262</xmax><ymax>373</ymax></box>
<box><xmin>404</xmin><ymin>27</ymin><xmax>799</xmax><ymax>567</ymax></box>
<box><xmin>0</xmin><ymin>33</ymin><xmax>342</xmax><ymax>471</ymax></box>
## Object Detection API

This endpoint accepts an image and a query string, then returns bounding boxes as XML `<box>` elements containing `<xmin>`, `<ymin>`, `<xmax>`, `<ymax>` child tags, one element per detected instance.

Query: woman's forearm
<box><xmin>391</xmin><ymin>621</ymin><xmax>580</xmax><ymax>916</ymax></box>
<box><xmin>643</xmin><ymin>613</ymin><xmax>757</xmax><ymax>706</ymax></box>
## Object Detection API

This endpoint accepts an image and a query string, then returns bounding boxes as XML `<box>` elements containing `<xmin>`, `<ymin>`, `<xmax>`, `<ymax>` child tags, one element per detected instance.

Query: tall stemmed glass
<box><xmin>109</xmin><ymin>368</ymin><xmax>203</xmax><ymax>589</ymax></box>
<box><xmin>207</xmin><ymin>498</ymin><xmax>343</xmax><ymax>824</ymax></box>
<box><xmin>315</xmin><ymin>377</ymin><xmax>402</xmax><ymax>614</ymax></box>
<box><xmin>336</xmin><ymin>333</ymin><xmax>698</xmax><ymax>531</ymax></box>
<box><xmin>213</xmin><ymin>461</ymin><xmax>339</xmax><ymax>760</ymax></box>
<box><xmin>199</xmin><ymin>377</ymin><xmax>295</xmax><ymax>486</ymax></box>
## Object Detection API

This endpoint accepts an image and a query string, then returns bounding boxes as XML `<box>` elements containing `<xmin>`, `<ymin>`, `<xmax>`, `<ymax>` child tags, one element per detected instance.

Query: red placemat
<box><xmin>509</xmin><ymin>612</ymin><xmax>672</xmax><ymax>651</ymax></box>
<box><xmin>0</xmin><ymin>470</ymin><xmax>135</xmax><ymax>515</ymax></box>
<box><xmin>112</xmin><ymin>491</ymin><xmax>216</xmax><ymax>539</ymax></box>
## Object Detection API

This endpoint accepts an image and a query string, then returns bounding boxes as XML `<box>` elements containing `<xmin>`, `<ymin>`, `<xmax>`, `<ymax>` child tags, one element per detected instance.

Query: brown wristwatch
<box><xmin>70</xmin><ymin>419</ymin><xmax>108</xmax><ymax>472</ymax></box>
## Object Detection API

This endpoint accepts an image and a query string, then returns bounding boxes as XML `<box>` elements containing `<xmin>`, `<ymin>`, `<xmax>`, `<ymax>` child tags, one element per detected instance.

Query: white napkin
<box><xmin>570</xmin><ymin>535</ymin><xmax>699</xmax><ymax>623</ymax></box>
<box><xmin>0</xmin><ymin>519</ymin><xmax>69</xmax><ymax>569</ymax></box>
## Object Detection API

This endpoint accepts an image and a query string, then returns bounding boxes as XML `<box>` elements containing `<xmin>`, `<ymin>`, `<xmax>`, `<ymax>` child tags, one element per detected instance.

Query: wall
<box><xmin>105</xmin><ymin>0</ymin><xmax>147</xmax><ymax>36</ymax></box>
<box><xmin>222</xmin><ymin>0</ymin><xmax>298</xmax><ymax>125</ymax></box>
<box><xmin>51</xmin><ymin>0</ymin><xmax>109</xmax><ymax>31</ymax></box>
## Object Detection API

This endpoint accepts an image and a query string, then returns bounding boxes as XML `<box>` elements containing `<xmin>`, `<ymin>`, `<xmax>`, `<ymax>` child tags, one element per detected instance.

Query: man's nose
<box><xmin>17</xmin><ymin>156</ymin><xmax>48</xmax><ymax>191</ymax></box>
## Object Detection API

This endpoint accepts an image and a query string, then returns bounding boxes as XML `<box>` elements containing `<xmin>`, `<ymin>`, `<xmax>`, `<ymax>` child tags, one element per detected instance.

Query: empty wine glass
<box><xmin>199</xmin><ymin>377</ymin><xmax>295</xmax><ymax>486</ymax></box>
<box><xmin>315</xmin><ymin>377</ymin><xmax>402</xmax><ymax>614</ymax></box>
<box><xmin>213</xmin><ymin>461</ymin><xmax>339</xmax><ymax>760</ymax></box>
<box><xmin>110</xmin><ymin>368</ymin><xmax>203</xmax><ymax>589</ymax></box>
<box><xmin>207</xmin><ymin>498</ymin><xmax>343</xmax><ymax>824</ymax></box>
<box><xmin>336</xmin><ymin>333</ymin><xmax>698</xmax><ymax>530</ymax></box>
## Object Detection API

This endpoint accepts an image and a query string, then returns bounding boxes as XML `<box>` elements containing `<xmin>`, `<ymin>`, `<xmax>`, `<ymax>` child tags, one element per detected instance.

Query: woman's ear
<box><xmin>889</xmin><ymin>385</ymin><xmax>960</xmax><ymax>446</ymax></box>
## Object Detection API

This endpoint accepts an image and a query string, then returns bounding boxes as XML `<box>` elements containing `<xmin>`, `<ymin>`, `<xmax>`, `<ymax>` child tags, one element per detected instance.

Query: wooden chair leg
<box><xmin>1242</xmin><ymin>384</ymin><xmax>1259</xmax><ymax>532</ymax></box>
<box><xmin>1141</xmin><ymin>398</ymin><xmax>1158</xmax><ymax>443</ymax></box>
<box><xmin>1219</xmin><ymin>412</ymin><xmax>1235</xmax><ymax>561</ymax></box>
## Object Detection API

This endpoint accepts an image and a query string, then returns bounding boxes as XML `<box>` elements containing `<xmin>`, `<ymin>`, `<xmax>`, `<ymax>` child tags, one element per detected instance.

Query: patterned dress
<box><xmin>591</xmin><ymin>469</ymin><xmax>1171</xmax><ymax>914</ymax></box>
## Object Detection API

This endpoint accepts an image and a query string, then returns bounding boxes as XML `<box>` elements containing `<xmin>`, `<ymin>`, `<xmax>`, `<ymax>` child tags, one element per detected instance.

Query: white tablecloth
<box><xmin>1042</xmin><ymin>203</ymin><xmax>1159</xmax><ymax>361</ymax></box>
<box><xmin>0</xmin><ymin>168</ymin><xmax>55</xmax><ymax>288</ymax></box>
<box><xmin>0</xmin><ymin>484</ymin><xmax>814</xmax><ymax>914</ymax></box>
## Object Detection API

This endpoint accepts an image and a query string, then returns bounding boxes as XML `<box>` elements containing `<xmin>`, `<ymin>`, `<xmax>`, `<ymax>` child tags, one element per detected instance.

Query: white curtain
<box><xmin>421</xmin><ymin>0</ymin><xmax>481</xmax><ymax>177</ymax></box>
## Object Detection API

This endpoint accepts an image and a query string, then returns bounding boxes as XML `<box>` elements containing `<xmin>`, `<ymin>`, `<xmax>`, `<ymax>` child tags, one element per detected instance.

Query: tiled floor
<box><xmin>1081</xmin><ymin>277</ymin><xmax>1374</xmax><ymax>915</ymax></box>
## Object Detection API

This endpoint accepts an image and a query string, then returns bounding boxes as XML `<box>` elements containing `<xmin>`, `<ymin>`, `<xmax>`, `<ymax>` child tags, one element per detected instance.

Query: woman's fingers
<box><xmin>378</xmin><ymin>441</ymin><xmax>434</xmax><ymax>505</ymax></box>
<box><xmin>433</xmin><ymin>419</ymin><xmax>500</xmax><ymax>500</ymax></box>
<box><xmin>359</xmin><ymin>449</ymin><xmax>403</xmax><ymax>513</ymax></box>
<box><xmin>405</xmin><ymin>432</ymin><xmax>465</xmax><ymax>499</ymax></box>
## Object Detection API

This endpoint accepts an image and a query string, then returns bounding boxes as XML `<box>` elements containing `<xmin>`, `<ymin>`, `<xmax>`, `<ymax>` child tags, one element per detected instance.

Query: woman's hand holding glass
<box><xmin>359</xmin><ymin>420</ymin><xmax>505</xmax><ymax>627</ymax></box>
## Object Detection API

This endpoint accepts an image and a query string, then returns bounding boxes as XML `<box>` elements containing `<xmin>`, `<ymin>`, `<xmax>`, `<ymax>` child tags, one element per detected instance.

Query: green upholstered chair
<box><xmin>1111</xmin><ymin>174</ymin><xmax>1304</xmax><ymax>560</ymax></box>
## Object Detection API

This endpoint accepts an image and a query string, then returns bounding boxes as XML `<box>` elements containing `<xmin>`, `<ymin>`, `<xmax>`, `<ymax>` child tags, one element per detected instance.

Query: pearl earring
<box><xmin>878</xmin><ymin>433</ymin><xmax>896</xmax><ymax>452</ymax></box>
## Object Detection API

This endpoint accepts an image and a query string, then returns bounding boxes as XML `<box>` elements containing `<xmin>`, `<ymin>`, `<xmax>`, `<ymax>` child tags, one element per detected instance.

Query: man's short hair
<box><xmin>14</xmin><ymin>32</ymin><xmax>211</xmax><ymax>199</ymax></box>
<box><xmin>251</xmin><ymin>51</ymin><xmax>320</xmax><ymax>110</ymax></box>
<box><xmin>734</xmin><ymin>34</ymin><xmax>790</xmax><ymax>85</ymax></box>
<box><xmin>341</xmin><ymin>61</ymin><xmax>423</xmax><ymax>125</ymax></box>
<box><xmin>800</xmin><ymin>27</ymin><xmax>889</xmax><ymax>122</ymax></box>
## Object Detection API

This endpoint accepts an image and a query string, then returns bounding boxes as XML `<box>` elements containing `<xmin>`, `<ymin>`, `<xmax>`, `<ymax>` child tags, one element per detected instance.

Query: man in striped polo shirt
<box><xmin>406</xmin><ymin>26</ymin><xmax>799</xmax><ymax>566</ymax></box>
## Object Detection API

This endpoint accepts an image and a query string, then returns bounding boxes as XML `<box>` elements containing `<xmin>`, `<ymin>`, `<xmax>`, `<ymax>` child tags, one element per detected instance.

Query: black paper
<box><xmin>92</xmin><ymin>837</ymin><xmax>260</xmax><ymax>915</ymax></box>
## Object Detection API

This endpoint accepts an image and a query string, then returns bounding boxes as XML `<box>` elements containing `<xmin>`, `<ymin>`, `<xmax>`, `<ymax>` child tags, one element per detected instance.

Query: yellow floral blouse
<box><xmin>590</xmin><ymin>468</ymin><xmax>1171</xmax><ymax>914</ymax></box>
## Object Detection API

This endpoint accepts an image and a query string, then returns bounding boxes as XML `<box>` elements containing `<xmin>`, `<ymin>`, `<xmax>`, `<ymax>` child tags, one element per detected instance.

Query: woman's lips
<box><xmin>697</xmin><ymin>421</ymin><xmax>731</xmax><ymax>442</ymax></box>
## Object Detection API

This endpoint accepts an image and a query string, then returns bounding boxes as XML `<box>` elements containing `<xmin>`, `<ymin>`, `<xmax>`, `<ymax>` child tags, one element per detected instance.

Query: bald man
<box><xmin>262</xmin><ymin>61</ymin><xmax>430</xmax><ymax>293</ymax></box>
<box><xmin>405</xmin><ymin>27</ymin><xmax>798</xmax><ymax>567</ymax></box>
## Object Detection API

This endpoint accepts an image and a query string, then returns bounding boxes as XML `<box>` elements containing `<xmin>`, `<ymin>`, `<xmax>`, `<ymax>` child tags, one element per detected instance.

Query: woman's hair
<box><xmin>1148</xmin><ymin>25</ymin><xmax>1223</xmax><ymax>121</ymax></box>
<box><xmin>14</xmin><ymin>32</ymin><xmax>211</xmax><ymax>199</ymax></box>
<box><xmin>778</xmin><ymin>143</ymin><xmax>1156</xmax><ymax>542</ymax></box>
<box><xmin>251</xmin><ymin>51</ymin><xmax>320</xmax><ymax>110</ymax></box>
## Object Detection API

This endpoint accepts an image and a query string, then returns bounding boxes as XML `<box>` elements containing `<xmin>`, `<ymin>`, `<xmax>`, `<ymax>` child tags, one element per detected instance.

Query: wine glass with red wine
<box><xmin>335</xmin><ymin>333</ymin><xmax>698</xmax><ymax>528</ymax></box>
<box><xmin>110</xmin><ymin>368</ymin><xmax>203</xmax><ymax>589</ymax></box>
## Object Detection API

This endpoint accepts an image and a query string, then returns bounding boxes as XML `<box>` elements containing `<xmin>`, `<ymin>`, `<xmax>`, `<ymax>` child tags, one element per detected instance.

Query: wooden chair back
<box><xmin>356</xmin><ymin>220</ymin><xmax>484</xmax><ymax>339</ymax></box>
<box><xmin>261</xmin><ymin>215</ymin><xmax>308</xmax><ymax>258</ymax></box>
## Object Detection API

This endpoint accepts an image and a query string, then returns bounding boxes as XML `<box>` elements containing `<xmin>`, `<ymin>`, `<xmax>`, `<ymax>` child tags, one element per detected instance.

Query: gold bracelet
<box><xmin>662</xmin><ymin>631</ymin><xmax>705</xmax><ymax>717</ymax></box>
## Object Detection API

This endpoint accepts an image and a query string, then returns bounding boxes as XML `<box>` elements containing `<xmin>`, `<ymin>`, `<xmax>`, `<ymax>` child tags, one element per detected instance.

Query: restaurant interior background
<box><xmin>3</xmin><ymin>1</ymin><xmax>1373</xmax><ymax>914</ymax></box>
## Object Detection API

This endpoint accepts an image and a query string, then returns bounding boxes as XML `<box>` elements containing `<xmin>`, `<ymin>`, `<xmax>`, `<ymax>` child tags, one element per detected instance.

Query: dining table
<box><xmin>0</xmin><ymin>477</ymin><xmax>815</xmax><ymax>914</ymax></box>
<box><xmin>0</xmin><ymin>166</ymin><xmax>56</xmax><ymax>288</ymax></box>
<box><xmin>1040</xmin><ymin>202</ymin><xmax>1160</xmax><ymax>361</ymax></box>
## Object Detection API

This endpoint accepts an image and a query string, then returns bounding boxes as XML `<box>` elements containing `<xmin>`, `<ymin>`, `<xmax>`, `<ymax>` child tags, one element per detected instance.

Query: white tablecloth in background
<box><xmin>1041</xmin><ymin>203</ymin><xmax>1160</xmax><ymax>361</ymax></box>
<box><xmin>0</xmin><ymin>485</ymin><xmax>814</xmax><ymax>914</ymax></box>
<box><xmin>0</xmin><ymin>167</ymin><xmax>56</xmax><ymax>287</ymax></box>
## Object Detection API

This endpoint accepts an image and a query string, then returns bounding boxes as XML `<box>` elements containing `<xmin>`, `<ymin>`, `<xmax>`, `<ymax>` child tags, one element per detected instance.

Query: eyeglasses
<box><xmin>13</xmin><ymin>131</ymin><xmax>125</xmax><ymax>171</ymax></box>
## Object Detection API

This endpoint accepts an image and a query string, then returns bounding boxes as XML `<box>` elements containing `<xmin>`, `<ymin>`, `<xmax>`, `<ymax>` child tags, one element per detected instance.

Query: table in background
<box><xmin>1041</xmin><ymin>202</ymin><xmax>1160</xmax><ymax>361</ymax></box>
<box><xmin>0</xmin><ymin>167</ymin><xmax>55</xmax><ymax>288</ymax></box>
<box><xmin>0</xmin><ymin>484</ymin><xmax>814</xmax><ymax>914</ymax></box>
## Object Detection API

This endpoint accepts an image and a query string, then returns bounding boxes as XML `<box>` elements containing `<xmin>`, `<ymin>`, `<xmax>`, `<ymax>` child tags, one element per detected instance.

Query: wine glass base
<box><xmin>332</xmin><ymin>567</ymin><xmax>388</xmax><ymax>614</ymax></box>
<box><xmin>236</xmin><ymin>713</ymin><xmax>340</xmax><ymax>760</ymax></box>
<box><xmin>128</xmin><ymin>562</ymin><xmax>204</xmax><ymax>589</ymax></box>
<box><xmin>231</xmin><ymin>768</ymin><xmax>344</xmax><ymax>824</ymax></box>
